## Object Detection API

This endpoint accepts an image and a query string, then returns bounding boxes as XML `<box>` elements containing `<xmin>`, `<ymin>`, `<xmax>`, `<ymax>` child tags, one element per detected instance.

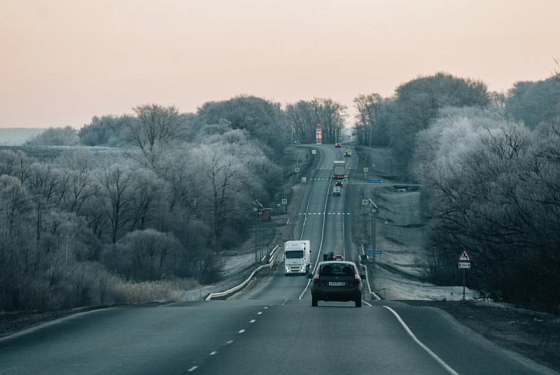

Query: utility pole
<box><xmin>254</xmin><ymin>206</ymin><xmax>258</xmax><ymax>264</ymax></box>
<box><xmin>253</xmin><ymin>200</ymin><xmax>264</xmax><ymax>264</ymax></box>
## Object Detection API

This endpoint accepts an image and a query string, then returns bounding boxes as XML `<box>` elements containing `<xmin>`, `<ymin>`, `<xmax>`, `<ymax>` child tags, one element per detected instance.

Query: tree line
<box><xmin>354</xmin><ymin>72</ymin><xmax>560</xmax><ymax>312</ymax></box>
<box><xmin>2</xmin><ymin>95</ymin><xmax>347</xmax><ymax>311</ymax></box>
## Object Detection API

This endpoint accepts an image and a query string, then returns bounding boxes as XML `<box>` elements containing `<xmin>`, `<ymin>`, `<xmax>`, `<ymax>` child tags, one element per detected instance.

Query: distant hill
<box><xmin>0</xmin><ymin>128</ymin><xmax>47</xmax><ymax>145</ymax></box>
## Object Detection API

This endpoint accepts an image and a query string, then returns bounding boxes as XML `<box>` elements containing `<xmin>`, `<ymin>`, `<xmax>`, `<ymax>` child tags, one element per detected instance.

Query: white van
<box><xmin>284</xmin><ymin>240</ymin><xmax>311</xmax><ymax>275</ymax></box>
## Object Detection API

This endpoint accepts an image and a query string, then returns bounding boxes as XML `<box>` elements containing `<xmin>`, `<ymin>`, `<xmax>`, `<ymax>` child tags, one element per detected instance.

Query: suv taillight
<box><xmin>354</xmin><ymin>267</ymin><xmax>361</xmax><ymax>284</ymax></box>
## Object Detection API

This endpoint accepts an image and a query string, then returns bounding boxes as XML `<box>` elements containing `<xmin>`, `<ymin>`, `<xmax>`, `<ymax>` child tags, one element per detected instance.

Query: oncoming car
<box><xmin>308</xmin><ymin>261</ymin><xmax>365</xmax><ymax>307</ymax></box>
<box><xmin>335</xmin><ymin>143</ymin><xmax>341</xmax><ymax>148</ymax></box>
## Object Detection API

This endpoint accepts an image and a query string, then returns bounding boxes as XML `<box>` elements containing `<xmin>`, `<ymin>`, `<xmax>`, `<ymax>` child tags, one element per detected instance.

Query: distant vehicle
<box><xmin>335</xmin><ymin>143</ymin><xmax>341</xmax><ymax>148</ymax></box>
<box><xmin>323</xmin><ymin>252</ymin><xmax>335</xmax><ymax>261</ymax></box>
<box><xmin>344</xmin><ymin>150</ymin><xmax>351</xmax><ymax>157</ymax></box>
<box><xmin>284</xmin><ymin>240</ymin><xmax>311</xmax><ymax>275</ymax></box>
<box><xmin>333</xmin><ymin>185</ymin><xmax>341</xmax><ymax>196</ymax></box>
<box><xmin>308</xmin><ymin>261</ymin><xmax>365</xmax><ymax>307</ymax></box>
<box><xmin>335</xmin><ymin>180</ymin><xmax>343</xmax><ymax>187</ymax></box>
<box><xmin>334</xmin><ymin>254</ymin><xmax>344</xmax><ymax>261</ymax></box>
<box><xmin>332</xmin><ymin>160</ymin><xmax>346</xmax><ymax>179</ymax></box>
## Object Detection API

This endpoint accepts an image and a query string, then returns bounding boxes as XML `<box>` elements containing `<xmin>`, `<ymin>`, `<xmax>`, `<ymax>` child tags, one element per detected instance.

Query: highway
<box><xmin>0</xmin><ymin>145</ymin><xmax>552</xmax><ymax>375</ymax></box>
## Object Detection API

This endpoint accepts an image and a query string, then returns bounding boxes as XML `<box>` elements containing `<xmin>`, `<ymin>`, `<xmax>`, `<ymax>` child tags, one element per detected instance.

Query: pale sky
<box><xmin>1</xmin><ymin>0</ymin><xmax>559</xmax><ymax>128</ymax></box>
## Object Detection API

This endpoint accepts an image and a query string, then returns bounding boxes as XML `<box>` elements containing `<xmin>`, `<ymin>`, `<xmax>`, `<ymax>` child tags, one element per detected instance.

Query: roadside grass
<box><xmin>112</xmin><ymin>278</ymin><xmax>199</xmax><ymax>304</ymax></box>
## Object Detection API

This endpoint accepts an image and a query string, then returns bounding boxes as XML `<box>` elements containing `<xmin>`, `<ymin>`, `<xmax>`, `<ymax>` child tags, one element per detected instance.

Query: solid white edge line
<box><xmin>362</xmin><ymin>300</ymin><xmax>372</xmax><ymax>307</ymax></box>
<box><xmin>383</xmin><ymin>306</ymin><xmax>460</xmax><ymax>375</ymax></box>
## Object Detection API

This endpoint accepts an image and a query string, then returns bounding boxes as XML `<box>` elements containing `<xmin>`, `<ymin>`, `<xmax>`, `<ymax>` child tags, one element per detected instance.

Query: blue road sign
<box><xmin>367</xmin><ymin>249</ymin><xmax>383</xmax><ymax>255</ymax></box>
<box><xmin>367</xmin><ymin>180</ymin><xmax>384</xmax><ymax>184</ymax></box>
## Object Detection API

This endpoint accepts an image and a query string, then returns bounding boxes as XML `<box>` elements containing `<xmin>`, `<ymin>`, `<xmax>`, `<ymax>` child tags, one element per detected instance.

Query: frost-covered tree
<box><xmin>414</xmin><ymin>107</ymin><xmax>560</xmax><ymax>311</ymax></box>
<box><xmin>198</xmin><ymin>95</ymin><xmax>288</xmax><ymax>155</ymax></box>
<box><xmin>78</xmin><ymin>115</ymin><xmax>133</xmax><ymax>146</ymax></box>
<box><xmin>25</xmin><ymin>126</ymin><xmax>79</xmax><ymax>146</ymax></box>
<box><xmin>191</xmin><ymin>144</ymin><xmax>252</xmax><ymax>245</ymax></box>
<box><xmin>102</xmin><ymin>229</ymin><xmax>185</xmax><ymax>281</ymax></box>
<box><xmin>505</xmin><ymin>77</ymin><xmax>560</xmax><ymax>129</ymax></box>
<box><xmin>126</xmin><ymin>104</ymin><xmax>182</xmax><ymax>168</ymax></box>
<box><xmin>389</xmin><ymin>73</ymin><xmax>490</xmax><ymax>163</ymax></box>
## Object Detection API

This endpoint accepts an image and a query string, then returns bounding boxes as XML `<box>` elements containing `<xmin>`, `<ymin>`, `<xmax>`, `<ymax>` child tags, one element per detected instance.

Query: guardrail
<box><xmin>359</xmin><ymin>244</ymin><xmax>382</xmax><ymax>300</ymax></box>
<box><xmin>206</xmin><ymin>244</ymin><xmax>281</xmax><ymax>301</ymax></box>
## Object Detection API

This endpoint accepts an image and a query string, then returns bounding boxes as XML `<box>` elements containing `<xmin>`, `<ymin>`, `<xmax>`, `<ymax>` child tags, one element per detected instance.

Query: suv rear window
<box><xmin>320</xmin><ymin>263</ymin><xmax>354</xmax><ymax>276</ymax></box>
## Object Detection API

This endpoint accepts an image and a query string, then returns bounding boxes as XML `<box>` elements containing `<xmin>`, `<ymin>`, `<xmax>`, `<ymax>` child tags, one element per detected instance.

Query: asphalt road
<box><xmin>0</xmin><ymin>144</ymin><xmax>553</xmax><ymax>375</ymax></box>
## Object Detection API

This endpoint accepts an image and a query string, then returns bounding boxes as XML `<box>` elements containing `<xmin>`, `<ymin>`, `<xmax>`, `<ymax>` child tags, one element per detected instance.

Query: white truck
<box><xmin>284</xmin><ymin>240</ymin><xmax>311</xmax><ymax>275</ymax></box>
<box><xmin>333</xmin><ymin>160</ymin><xmax>346</xmax><ymax>179</ymax></box>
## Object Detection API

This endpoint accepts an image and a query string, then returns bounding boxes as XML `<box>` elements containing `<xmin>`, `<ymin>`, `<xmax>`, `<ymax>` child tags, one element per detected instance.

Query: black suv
<box><xmin>308</xmin><ymin>261</ymin><xmax>365</xmax><ymax>307</ymax></box>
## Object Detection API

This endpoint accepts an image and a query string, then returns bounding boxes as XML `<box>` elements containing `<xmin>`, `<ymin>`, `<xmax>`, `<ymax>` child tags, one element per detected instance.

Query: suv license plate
<box><xmin>328</xmin><ymin>282</ymin><xmax>345</xmax><ymax>286</ymax></box>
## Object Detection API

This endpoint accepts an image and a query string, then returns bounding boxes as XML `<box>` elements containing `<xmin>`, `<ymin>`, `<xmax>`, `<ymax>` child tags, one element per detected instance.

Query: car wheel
<box><xmin>355</xmin><ymin>299</ymin><xmax>362</xmax><ymax>308</ymax></box>
<box><xmin>312</xmin><ymin>297</ymin><xmax>318</xmax><ymax>307</ymax></box>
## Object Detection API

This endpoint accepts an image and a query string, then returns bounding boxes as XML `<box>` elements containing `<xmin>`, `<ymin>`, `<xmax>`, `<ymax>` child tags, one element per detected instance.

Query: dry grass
<box><xmin>111</xmin><ymin>278</ymin><xmax>200</xmax><ymax>304</ymax></box>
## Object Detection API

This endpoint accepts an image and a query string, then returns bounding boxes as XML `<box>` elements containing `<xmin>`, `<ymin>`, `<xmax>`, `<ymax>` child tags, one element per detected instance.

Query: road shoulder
<box><xmin>403</xmin><ymin>300</ymin><xmax>560</xmax><ymax>373</ymax></box>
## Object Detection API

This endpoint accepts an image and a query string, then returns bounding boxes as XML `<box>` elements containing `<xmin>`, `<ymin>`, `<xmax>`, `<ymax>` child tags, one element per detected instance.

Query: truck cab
<box><xmin>284</xmin><ymin>240</ymin><xmax>311</xmax><ymax>275</ymax></box>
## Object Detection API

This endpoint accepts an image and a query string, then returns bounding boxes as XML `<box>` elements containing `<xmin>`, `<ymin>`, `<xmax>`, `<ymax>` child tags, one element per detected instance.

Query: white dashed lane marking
<box><xmin>187</xmin><ymin>307</ymin><xmax>269</xmax><ymax>373</ymax></box>
<box><xmin>298</xmin><ymin>212</ymin><xmax>351</xmax><ymax>215</ymax></box>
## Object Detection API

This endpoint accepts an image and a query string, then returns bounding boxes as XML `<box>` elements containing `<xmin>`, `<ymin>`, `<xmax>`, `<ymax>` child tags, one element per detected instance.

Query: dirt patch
<box><xmin>403</xmin><ymin>300</ymin><xmax>560</xmax><ymax>372</ymax></box>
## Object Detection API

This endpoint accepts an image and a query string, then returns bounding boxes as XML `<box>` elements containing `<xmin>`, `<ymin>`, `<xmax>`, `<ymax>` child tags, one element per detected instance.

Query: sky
<box><xmin>1</xmin><ymin>0</ymin><xmax>559</xmax><ymax>129</ymax></box>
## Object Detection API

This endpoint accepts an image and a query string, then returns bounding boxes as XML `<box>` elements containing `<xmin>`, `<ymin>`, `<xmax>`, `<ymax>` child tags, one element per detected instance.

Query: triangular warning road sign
<box><xmin>459</xmin><ymin>250</ymin><xmax>471</xmax><ymax>262</ymax></box>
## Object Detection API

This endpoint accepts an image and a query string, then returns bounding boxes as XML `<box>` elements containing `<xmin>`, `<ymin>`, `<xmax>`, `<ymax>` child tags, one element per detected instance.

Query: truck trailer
<box><xmin>333</xmin><ymin>160</ymin><xmax>346</xmax><ymax>179</ymax></box>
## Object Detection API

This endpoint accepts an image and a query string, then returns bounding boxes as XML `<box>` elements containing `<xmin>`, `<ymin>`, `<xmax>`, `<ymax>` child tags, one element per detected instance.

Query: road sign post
<box><xmin>458</xmin><ymin>250</ymin><xmax>471</xmax><ymax>300</ymax></box>
<box><xmin>281</xmin><ymin>198</ymin><xmax>288</xmax><ymax>214</ymax></box>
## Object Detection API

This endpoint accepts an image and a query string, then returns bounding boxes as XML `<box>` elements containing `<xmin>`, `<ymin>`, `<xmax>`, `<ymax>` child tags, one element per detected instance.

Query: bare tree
<box><xmin>97</xmin><ymin>164</ymin><xmax>136</xmax><ymax>243</ymax></box>
<box><xmin>126</xmin><ymin>104</ymin><xmax>182</xmax><ymax>167</ymax></box>
<box><xmin>354</xmin><ymin>93</ymin><xmax>383</xmax><ymax>146</ymax></box>
<box><xmin>286</xmin><ymin>99</ymin><xmax>346</xmax><ymax>144</ymax></box>
<box><xmin>192</xmin><ymin>145</ymin><xmax>250</xmax><ymax>245</ymax></box>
